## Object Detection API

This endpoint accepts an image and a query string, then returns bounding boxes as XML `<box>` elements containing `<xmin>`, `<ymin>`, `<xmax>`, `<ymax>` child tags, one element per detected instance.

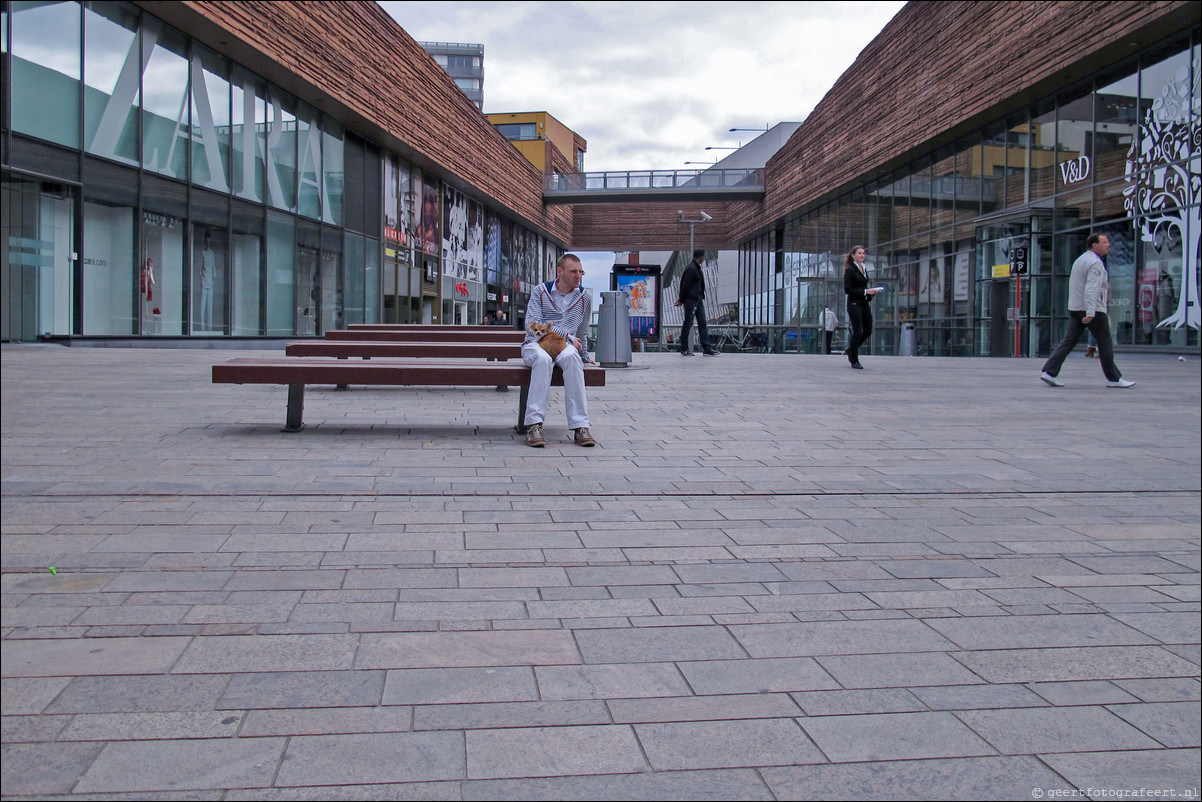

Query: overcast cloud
<box><xmin>379</xmin><ymin>1</ymin><xmax>905</xmax><ymax>172</ymax></box>
<box><xmin>378</xmin><ymin>1</ymin><xmax>905</xmax><ymax>295</ymax></box>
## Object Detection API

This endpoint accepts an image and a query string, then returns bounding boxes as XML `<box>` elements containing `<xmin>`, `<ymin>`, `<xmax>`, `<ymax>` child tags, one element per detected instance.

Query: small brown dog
<box><xmin>528</xmin><ymin>322</ymin><xmax>570</xmax><ymax>358</ymax></box>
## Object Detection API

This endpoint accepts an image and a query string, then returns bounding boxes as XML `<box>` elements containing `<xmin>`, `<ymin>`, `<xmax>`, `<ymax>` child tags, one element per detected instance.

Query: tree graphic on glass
<box><xmin>1123</xmin><ymin>60</ymin><xmax>1200</xmax><ymax>331</ymax></box>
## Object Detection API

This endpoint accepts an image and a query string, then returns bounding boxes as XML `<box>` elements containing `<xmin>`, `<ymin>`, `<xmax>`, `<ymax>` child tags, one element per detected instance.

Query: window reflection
<box><xmin>84</xmin><ymin>1</ymin><xmax>140</xmax><ymax>164</ymax></box>
<box><xmin>12</xmin><ymin>0</ymin><xmax>81</xmax><ymax>148</ymax></box>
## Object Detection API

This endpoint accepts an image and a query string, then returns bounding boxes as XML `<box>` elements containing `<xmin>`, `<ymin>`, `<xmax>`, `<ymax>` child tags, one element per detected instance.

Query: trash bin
<box><xmin>900</xmin><ymin>322</ymin><xmax>916</xmax><ymax>357</ymax></box>
<box><xmin>596</xmin><ymin>291</ymin><xmax>633</xmax><ymax>367</ymax></box>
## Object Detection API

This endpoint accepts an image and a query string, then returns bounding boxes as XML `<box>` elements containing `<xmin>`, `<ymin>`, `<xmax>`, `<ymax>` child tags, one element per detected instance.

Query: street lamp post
<box><xmin>677</xmin><ymin>210</ymin><xmax>712</xmax><ymax>256</ymax></box>
<box><xmin>677</xmin><ymin>211</ymin><xmax>712</xmax><ymax>350</ymax></box>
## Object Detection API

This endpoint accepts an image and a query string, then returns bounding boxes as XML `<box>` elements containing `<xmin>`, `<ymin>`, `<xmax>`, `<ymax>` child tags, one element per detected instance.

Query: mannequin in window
<box><xmin>198</xmin><ymin>231</ymin><xmax>215</xmax><ymax>331</ymax></box>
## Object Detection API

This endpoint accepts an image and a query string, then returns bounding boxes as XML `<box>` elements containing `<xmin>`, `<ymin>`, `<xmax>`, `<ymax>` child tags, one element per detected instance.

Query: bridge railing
<box><xmin>544</xmin><ymin>168</ymin><xmax>765</xmax><ymax>195</ymax></box>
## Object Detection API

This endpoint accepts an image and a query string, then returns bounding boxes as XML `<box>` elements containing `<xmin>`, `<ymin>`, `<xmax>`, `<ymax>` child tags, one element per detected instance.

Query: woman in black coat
<box><xmin>843</xmin><ymin>245</ymin><xmax>879</xmax><ymax>369</ymax></box>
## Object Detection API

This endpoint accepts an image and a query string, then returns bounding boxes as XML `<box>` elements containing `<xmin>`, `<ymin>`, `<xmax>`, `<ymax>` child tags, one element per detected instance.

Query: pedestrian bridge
<box><xmin>543</xmin><ymin>168</ymin><xmax>765</xmax><ymax>204</ymax></box>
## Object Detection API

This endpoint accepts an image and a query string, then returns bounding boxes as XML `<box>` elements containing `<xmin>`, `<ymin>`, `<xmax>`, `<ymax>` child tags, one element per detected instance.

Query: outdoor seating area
<box><xmin>212</xmin><ymin>325</ymin><xmax>604</xmax><ymax>432</ymax></box>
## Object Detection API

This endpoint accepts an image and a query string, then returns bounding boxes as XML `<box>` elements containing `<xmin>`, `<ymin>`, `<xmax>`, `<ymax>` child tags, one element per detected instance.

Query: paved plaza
<box><xmin>2</xmin><ymin>342</ymin><xmax>1199</xmax><ymax>800</ymax></box>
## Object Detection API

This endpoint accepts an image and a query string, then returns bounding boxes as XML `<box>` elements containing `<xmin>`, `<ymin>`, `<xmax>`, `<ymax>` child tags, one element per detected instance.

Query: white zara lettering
<box><xmin>1059</xmin><ymin>155</ymin><xmax>1091</xmax><ymax>184</ymax></box>
<box><xmin>235</xmin><ymin>76</ymin><xmax>261</xmax><ymax>201</ymax></box>
<box><xmin>188</xmin><ymin>56</ymin><xmax>230</xmax><ymax>192</ymax></box>
<box><xmin>297</xmin><ymin>121</ymin><xmax>327</xmax><ymax>221</ymax></box>
<box><xmin>263</xmin><ymin>94</ymin><xmax>293</xmax><ymax>211</ymax></box>
<box><xmin>88</xmin><ymin>20</ymin><xmax>157</xmax><ymax>163</ymax></box>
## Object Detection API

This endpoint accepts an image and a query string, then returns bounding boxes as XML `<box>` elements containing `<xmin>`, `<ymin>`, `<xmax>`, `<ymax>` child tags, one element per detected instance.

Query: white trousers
<box><xmin>522</xmin><ymin>341</ymin><xmax>590</xmax><ymax>429</ymax></box>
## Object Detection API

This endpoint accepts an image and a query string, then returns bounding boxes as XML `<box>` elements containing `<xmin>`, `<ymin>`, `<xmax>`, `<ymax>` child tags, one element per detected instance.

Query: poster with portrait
<box><xmin>919</xmin><ymin>248</ymin><xmax>943</xmax><ymax>304</ymax></box>
<box><xmin>398</xmin><ymin>160</ymin><xmax>413</xmax><ymax>244</ymax></box>
<box><xmin>442</xmin><ymin>185</ymin><xmax>467</xmax><ymax>277</ymax></box>
<box><xmin>466</xmin><ymin>200</ymin><xmax>483</xmax><ymax>282</ymax></box>
<box><xmin>612</xmin><ymin>264</ymin><xmax>662</xmax><ymax>339</ymax></box>
<box><xmin>420</xmin><ymin>171</ymin><xmax>440</xmax><ymax>256</ymax></box>
<box><xmin>485</xmin><ymin>213</ymin><xmax>501</xmax><ymax>285</ymax></box>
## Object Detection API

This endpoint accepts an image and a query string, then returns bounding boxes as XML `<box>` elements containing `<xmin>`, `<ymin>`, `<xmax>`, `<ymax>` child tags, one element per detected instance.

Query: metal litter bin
<box><xmin>596</xmin><ymin>291</ymin><xmax>633</xmax><ymax>367</ymax></box>
<box><xmin>900</xmin><ymin>322</ymin><xmax>916</xmax><ymax>356</ymax></box>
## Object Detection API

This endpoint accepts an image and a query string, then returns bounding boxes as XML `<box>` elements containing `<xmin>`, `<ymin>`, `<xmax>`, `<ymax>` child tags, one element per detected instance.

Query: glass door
<box><xmin>976</xmin><ymin>219</ymin><xmax>1030</xmax><ymax>357</ymax></box>
<box><xmin>2</xmin><ymin>177</ymin><xmax>76</xmax><ymax>341</ymax></box>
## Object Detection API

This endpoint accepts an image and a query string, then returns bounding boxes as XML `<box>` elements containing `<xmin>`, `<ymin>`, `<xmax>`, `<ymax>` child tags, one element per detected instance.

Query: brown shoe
<box><xmin>1084</xmin><ymin>346</ymin><xmax>1097</xmax><ymax>358</ymax></box>
<box><xmin>525</xmin><ymin>423</ymin><xmax>545</xmax><ymax>448</ymax></box>
<box><xmin>573</xmin><ymin>427</ymin><xmax>597</xmax><ymax>447</ymax></box>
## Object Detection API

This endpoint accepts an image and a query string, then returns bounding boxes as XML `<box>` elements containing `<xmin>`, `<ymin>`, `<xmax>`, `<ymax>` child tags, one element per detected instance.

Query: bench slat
<box><xmin>286</xmin><ymin>341</ymin><xmax>522</xmax><ymax>359</ymax></box>
<box><xmin>324</xmin><ymin>329</ymin><xmax>526</xmax><ymax>343</ymax></box>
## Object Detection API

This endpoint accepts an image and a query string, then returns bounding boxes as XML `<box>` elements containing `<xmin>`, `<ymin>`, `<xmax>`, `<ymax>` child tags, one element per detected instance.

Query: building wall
<box><xmin>1</xmin><ymin>0</ymin><xmax>569</xmax><ymax>340</ymax></box>
<box><xmin>727</xmin><ymin>0</ymin><xmax>1200</xmax><ymax>357</ymax></box>
<box><xmin>729</xmin><ymin>0</ymin><xmax>1196</xmax><ymax>242</ymax></box>
<box><xmin>571</xmin><ymin>201</ymin><xmax>758</xmax><ymax>252</ymax></box>
<box><xmin>485</xmin><ymin>111</ymin><xmax>586</xmax><ymax>173</ymax></box>
<box><xmin>163</xmin><ymin>1</ymin><xmax>572</xmax><ymax>245</ymax></box>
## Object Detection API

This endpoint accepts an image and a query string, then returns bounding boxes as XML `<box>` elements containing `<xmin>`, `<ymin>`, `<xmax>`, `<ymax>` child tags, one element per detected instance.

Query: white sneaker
<box><xmin>1107</xmin><ymin>378</ymin><xmax>1136</xmax><ymax>388</ymax></box>
<box><xmin>1040</xmin><ymin>372</ymin><xmax>1064</xmax><ymax>387</ymax></box>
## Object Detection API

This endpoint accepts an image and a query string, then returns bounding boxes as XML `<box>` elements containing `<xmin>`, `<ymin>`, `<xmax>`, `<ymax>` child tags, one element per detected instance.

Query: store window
<box><xmin>230</xmin><ymin>200</ymin><xmax>264</xmax><ymax>336</ymax></box>
<box><xmin>83</xmin><ymin>1</ymin><xmax>140</xmax><ymax>165</ymax></box>
<box><xmin>344</xmin><ymin>233</ymin><xmax>364</xmax><ymax>325</ymax></box>
<box><xmin>1126</xmin><ymin>42</ymin><xmax>1198</xmax><ymax>343</ymax></box>
<box><xmin>265</xmin><ymin>89</ymin><xmax>298</xmax><ymax>212</ymax></box>
<box><xmin>10</xmin><ymin>0</ymin><xmax>81</xmax><ymax>149</ymax></box>
<box><xmin>364</xmin><ymin>236</ymin><xmax>380</xmax><ymax>324</ymax></box>
<box><xmin>141</xmin><ymin>18</ymin><xmax>189</xmax><ymax>180</ymax></box>
<box><xmin>1054</xmin><ymin>89</ymin><xmax>1094</xmax><ymax>193</ymax></box>
<box><xmin>82</xmin><ymin>159</ymin><xmax>138</xmax><ymax>334</ymax></box>
<box><xmin>231</xmin><ymin>67</ymin><xmax>266</xmax><ymax>203</ymax></box>
<box><xmin>321</xmin><ymin>226</ymin><xmax>344</xmax><ymax>333</ymax></box>
<box><xmin>297</xmin><ymin>102</ymin><xmax>323</xmax><ymax>221</ymax></box>
<box><xmin>190</xmin><ymin>188</ymin><xmax>228</xmax><ymax>334</ymax></box>
<box><xmin>265</xmin><ymin>210</ymin><xmax>294</xmax><ymax>335</ymax></box>
<box><xmin>295</xmin><ymin>220</ymin><xmax>320</xmax><ymax>335</ymax></box>
<box><xmin>140</xmin><ymin>174</ymin><xmax>186</xmax><ymax>334</ymax></box>
<box><xmin>1029</xmin><ymin>101</ymin><xmax>1057</xmax><ymax>202</ymax></box>
<box><xmin>189</xmin><ymin>45</ymin><xmax>231</xmax><ymax>193</ymax></box>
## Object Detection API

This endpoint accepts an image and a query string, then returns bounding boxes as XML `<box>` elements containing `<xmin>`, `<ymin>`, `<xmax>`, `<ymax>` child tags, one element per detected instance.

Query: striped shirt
<box><xmin>524</xmin><ymin>281</ymin><xmax>593</xmax><ymax>360</ymax></box>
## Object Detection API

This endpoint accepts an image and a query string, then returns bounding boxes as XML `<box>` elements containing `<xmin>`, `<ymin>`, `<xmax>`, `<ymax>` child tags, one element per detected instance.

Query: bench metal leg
<box><xmin>285</xmin><ymin>384</ymin><xmax>306</xmax><ymax>432</ymax></box>
<box><xmin>516</xmin><ymin>383</ymin><xmax>530</xmax><ymax>432</ymax></box>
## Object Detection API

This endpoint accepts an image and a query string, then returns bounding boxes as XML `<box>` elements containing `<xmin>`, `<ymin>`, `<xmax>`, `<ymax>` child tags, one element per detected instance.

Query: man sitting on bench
<box><xmin>522</xmin><ymin>253</ymin><xmax>596</xmax><ymax>448</ymax></box>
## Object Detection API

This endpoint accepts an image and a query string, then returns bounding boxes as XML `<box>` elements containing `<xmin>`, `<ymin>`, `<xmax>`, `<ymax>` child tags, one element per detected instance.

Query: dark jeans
<box><xmin>679</xmin><ymin>299</ymin><xmax>713</xmax><ymax>353</ymax></box>
<box><xmin>846</xmin><ymin>301</ymin><xmax>872</xmax><ymax>363</ymax></box>
<box><xmin>824</xmin><ymin>330</ymin><xmax>834</xmax><ymax>355</ymax></box>
<box><xmin>1042</xmin><ymin>311</ymin><xmax>1122</xmax><ymax>382</ymax></box>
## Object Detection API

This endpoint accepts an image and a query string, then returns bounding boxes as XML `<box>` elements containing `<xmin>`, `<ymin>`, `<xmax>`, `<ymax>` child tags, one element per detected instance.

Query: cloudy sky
<box><xmin>378</xmin><ymin>0</ymin><xmax>906</xmax><ymax>293</ymax></box>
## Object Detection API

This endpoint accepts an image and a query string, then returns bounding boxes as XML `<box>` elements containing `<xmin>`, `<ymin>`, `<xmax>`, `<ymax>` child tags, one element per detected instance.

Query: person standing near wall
<box><xmin>676</xmin><ymin>250</ymin><xmax>719</xmax><ymax>357</ymax></box>
<box><xmin>822</xmin><ymin>306</ymin><xmax>839</xmax><ymax>355</ymax></box>
<box><xmin>1040</xmin><ymin>233</ymin><xmax>1135</xmax><ymax>388</ymax></box>
<box><xmin>843</xmin><ymin>246</ymin><xmax>878</xmax><ymax>369</ymax></box>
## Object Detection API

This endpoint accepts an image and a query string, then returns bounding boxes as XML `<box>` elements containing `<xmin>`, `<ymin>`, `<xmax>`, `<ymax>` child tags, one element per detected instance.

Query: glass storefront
<box><xmin>742</xmin><ymin>32</ymin><xmax>1200</xmax><ymax>356</ymax></box>
<box><xmin>2</xmin><ymin>1</ymin><xmax>554</xmax><ymax>341</ymax></box>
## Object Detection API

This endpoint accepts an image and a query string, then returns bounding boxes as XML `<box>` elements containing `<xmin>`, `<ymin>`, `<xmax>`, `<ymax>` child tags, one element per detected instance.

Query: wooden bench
<box><xmin>324</xmin><ymin>328</ymin><xmax>526</xmax><ymax>343</ymax></box>
<box><xmin>347</xmin><ymin>324</ymin><xmax>512</xmax><ymax>332</ymax></box>
<box><xmin>285</xmin><ymin>341</ymin><xmax>522</xmax><ymax>360</ymax></box>
<box><xmin>211</xmin><ymin>357</ymin><xmax>605</xmax><ymax>433</ymax></box>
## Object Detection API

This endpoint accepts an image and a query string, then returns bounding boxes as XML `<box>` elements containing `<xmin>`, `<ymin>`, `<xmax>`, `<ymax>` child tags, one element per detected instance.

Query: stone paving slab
<box><xmin>2</xmin><ymin>344</ymin><xmax>1199</xmax><ymax>799</ymax></box>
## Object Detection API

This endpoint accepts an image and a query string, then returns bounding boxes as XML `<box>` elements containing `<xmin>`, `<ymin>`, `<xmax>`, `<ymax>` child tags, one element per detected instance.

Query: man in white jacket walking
<box><xmin>1040</xmin><ymin>233</ymin><xmax>1134</xmax><ymax>388</ymax></box>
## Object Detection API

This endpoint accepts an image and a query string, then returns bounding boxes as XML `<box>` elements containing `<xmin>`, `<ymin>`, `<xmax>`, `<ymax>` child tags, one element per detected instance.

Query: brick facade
<box><xmin>745</xmin><ymin>0</ymin><xmax>1197</xmax><ymax>242</ymax></box>
<box><xmin>148</xmin><ymin>1</ymin><xmax>1195</xmax><ymax>255</ymax></box>
<box><xmin>153</xmin><ymin>1</ymin><xmax>573</xmax><ymax>244</ymax></box>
